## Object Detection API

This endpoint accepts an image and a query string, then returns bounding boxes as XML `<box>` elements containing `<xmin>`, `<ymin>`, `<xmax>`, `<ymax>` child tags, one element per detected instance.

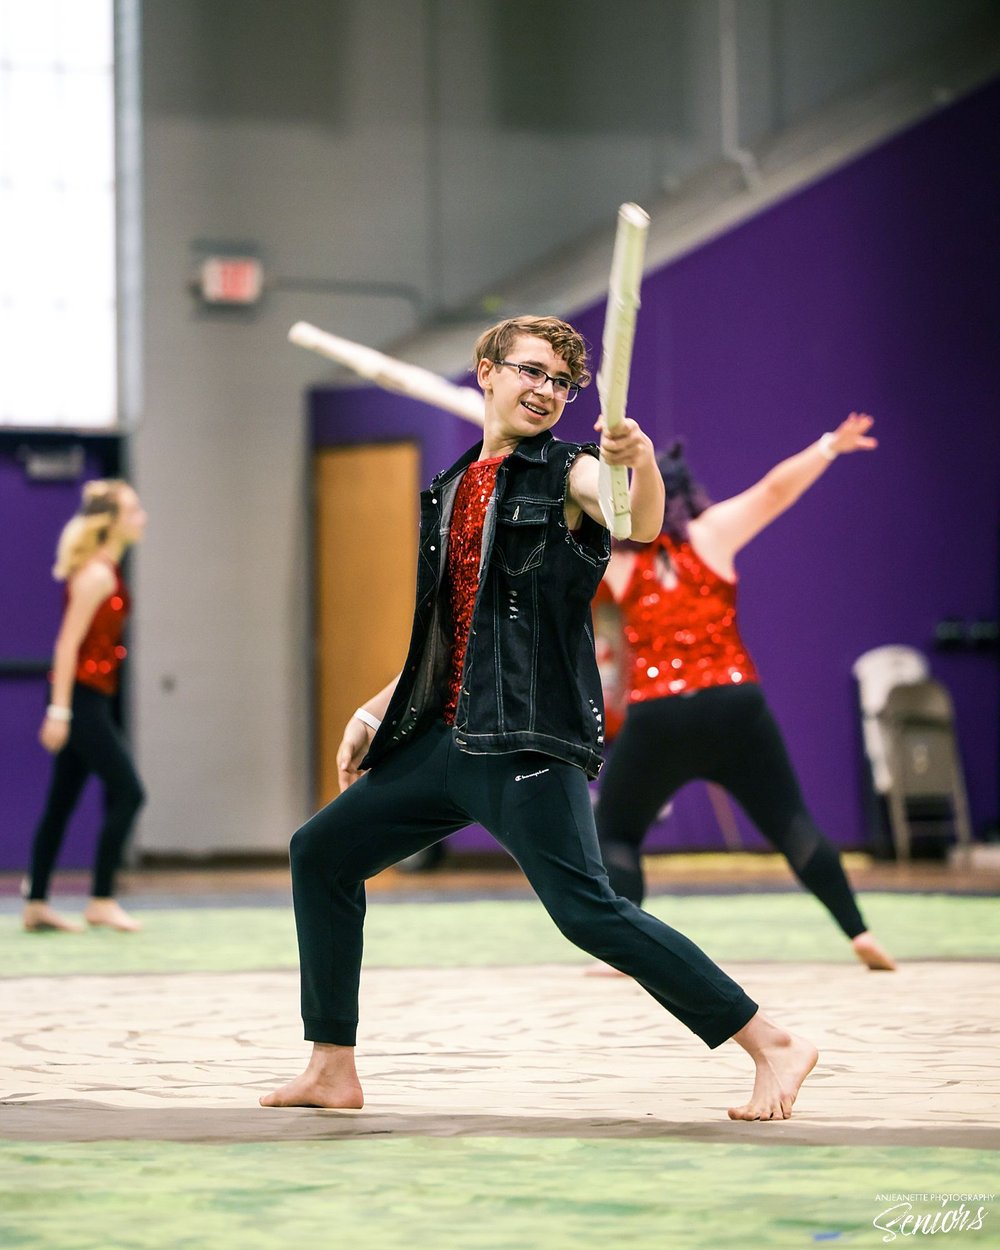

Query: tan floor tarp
<box><xmin>3</xmin><ymin>961</ymin><xmax>999</xmax><ymax>1147</ymax></box>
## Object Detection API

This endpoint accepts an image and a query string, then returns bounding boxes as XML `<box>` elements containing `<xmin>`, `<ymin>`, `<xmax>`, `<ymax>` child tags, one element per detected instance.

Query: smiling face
<box><xmin>477</xmin><ymin>334</ymin><xmax>572</xmax><ymax>446</ymax></box>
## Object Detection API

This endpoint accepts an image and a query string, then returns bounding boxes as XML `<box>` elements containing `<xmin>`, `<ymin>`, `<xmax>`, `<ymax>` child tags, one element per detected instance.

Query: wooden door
<box><xmin>313</xmin><ymin>442</ymin><xmax>419</xmax><ymax>804</ymax></box>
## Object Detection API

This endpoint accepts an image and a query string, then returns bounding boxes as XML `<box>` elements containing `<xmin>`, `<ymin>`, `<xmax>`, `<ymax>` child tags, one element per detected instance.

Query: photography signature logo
<box><xmin>872</xmin><ymin>1194</ymin><xmax>993</xmax><ymax>1241</ymax></box>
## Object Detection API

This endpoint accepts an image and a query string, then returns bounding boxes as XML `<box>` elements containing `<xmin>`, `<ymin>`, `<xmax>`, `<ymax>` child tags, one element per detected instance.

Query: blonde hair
<box><xmin>52</xmin><ymin>479</ymin><xmax>130</xmax><ymax>582</ymax></box>
<box><xmin>472</xmin><ymin>316</ymin><xmax>591</xmax><ymax>387</ymax></box>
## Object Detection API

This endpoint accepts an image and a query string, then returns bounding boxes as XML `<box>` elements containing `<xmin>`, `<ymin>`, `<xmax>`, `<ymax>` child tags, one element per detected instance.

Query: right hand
<box><xmin>39</xmin><ymin>715</ymin><xmax>70</xmax><ymax>754</ymax></box>
<box><xmin>829</xmin><ymin>412</ymin><xmax>877</xmax><ymax>454</ymax></box>
<box><xmin>336</xmin><ymin>716</ymin><xmax>374</xmax><ymax>792</ymax></box>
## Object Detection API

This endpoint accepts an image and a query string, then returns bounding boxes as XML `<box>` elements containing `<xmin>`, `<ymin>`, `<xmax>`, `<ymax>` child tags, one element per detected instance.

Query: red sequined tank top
<box><xmin>618</xmin><ymin>535</ymin><xmax>758</xmax><ymax>702</ymax></box>
<box><xmin>72</xmin><ymin>559</ymin><xmax>131</xmax><ymax>696</ymax></box>
<box><xmin>443</xmin><ymin>456</ymin><xmax>504</xmax><ymax>724</ymax></box>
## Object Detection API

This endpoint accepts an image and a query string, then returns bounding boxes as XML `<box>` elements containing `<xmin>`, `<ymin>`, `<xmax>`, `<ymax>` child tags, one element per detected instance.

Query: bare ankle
<box><xmin>731</xmin><ymin>1011</ymin><xmax>788</xmax><ymax>1057</ymax></box>
<box><xmin>308</xmin><ymin>1042</ymin><xmax>358</xmax><ymax>1074</ymax></box>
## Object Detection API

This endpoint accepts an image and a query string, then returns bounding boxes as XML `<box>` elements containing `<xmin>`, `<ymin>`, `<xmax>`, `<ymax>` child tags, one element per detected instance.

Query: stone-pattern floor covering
<box><xmin>3</xmin><ymin>960</ymin><xmax>998</xmax><ymax>1147</ymax></box>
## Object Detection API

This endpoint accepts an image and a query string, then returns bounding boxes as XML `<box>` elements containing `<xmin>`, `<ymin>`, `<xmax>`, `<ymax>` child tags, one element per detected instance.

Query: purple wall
<box><xmin>0</xmin><ymin>441</ymin><xmax>121</xmax><ymax>871</ymax></box>
<box><xmin>313</xmin><ymin>81</ymin><xmax>1000</xmax><ymax>854</ymax></box>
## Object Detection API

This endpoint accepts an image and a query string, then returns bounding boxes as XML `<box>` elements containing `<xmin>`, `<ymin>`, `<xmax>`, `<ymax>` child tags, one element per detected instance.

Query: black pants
<box><xmin>26</xmin><ymin>684</ymin><xmax>145</xmax><ymax>901</ymax></box>
<box><xmin>595</xmin><ymin>684</ymin><xmax>866</xmax><ymax>939</ymax></box>
<box><xmin>288</xmin><ymin>719</ymin><xmax>757</xmax><ymax>1049</ymax></box>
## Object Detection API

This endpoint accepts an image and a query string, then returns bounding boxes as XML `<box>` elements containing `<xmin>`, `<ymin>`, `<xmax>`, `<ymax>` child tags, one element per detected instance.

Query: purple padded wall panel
<box><xmin>0</xmin><ymin>450</ymin><xmax>111</xmax><ymax>871</ymax></box>
<box><xmin>313</xmin><ymin>82</ymin><xmax>999</xmax><ymax>855</ymax></box>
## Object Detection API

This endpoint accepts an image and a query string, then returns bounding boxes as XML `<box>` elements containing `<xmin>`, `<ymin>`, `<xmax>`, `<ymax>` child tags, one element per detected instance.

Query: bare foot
<box><xmin>852</xmin><ymin>931</ymin><xmax>896</xmax><ymax>971</ymax></box>
<box><xmin>84</xmin><ymin>899</ymin><xmax>143</xmax><ymax>932</ymax></box>
<box><xmin>260</xmin><ymin>1043</ymin><xmax>364</xmax><ymax>1109</ymax></box>
<box><xmin>727</xmin><ymin>1011</ymin><xmax>818</xmax><ymax>1121</ymax></box>
<box><xmin>583</xmin><ymin>961</ymin><xmax>628</xmax><ymax>978</ymax></box>
<box><xmin>23</xmin><ymin>902</ymin><xmax>84</xmax><ymax>933</ymax></box>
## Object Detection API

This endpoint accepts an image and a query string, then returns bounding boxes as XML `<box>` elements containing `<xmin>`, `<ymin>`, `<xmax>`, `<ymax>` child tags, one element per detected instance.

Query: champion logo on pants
<box><xmin>514</xmin><ymin>768</ymin><xmax>550</xmax><ymax>782</ymax></box>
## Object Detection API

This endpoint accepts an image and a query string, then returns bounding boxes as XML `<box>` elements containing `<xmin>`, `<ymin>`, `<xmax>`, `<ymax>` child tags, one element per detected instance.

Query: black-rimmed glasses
<box><xmin>495</xmin><ymin>360</ymin><xmax>580</xmax><ymax>403</ymax></box>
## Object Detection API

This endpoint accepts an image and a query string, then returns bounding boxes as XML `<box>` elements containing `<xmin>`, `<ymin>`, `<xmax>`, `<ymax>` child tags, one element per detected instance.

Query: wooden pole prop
<box><xmin>596</xmin><ymin>202</ymin><xmax>650</xmax><ymax>540</ymax></box>
<box><xmin>288</xmin><ymin>321</ymin><xmax>485</xmax><ymax>427</ymax></box>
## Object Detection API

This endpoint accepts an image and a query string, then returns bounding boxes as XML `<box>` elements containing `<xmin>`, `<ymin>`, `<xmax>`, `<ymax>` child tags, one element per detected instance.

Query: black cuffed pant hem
<box><xmin>700</xmin><ymin>997</ymin><xmax>759</xmax><ymax>1050</ymax></box>
<box><xmin>304</xmin><ymin>1017</ymin><xmax>357</xmax><ymax>1046</ymax></box>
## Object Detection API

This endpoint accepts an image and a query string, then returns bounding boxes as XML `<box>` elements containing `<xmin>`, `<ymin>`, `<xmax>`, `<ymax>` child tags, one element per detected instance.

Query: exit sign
<box><xmin>199</xmin><ymin>256</ymin><xmax>263</xmax><ymax>305</ymax></box>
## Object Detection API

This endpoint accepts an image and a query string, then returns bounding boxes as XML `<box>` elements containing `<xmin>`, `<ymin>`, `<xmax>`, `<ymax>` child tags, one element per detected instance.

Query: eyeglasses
<box><xmin>495</xmin><ymin>360</ymin><xmax>580</xmax><ymax>403</ymax></box>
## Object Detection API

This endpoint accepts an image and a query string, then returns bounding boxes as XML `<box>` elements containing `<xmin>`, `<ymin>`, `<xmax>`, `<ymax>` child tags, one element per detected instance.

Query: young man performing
<box><xmin>261</xmin><ymin>315</ymin><xmax>817</xmax><ymax>1121</ymax></box>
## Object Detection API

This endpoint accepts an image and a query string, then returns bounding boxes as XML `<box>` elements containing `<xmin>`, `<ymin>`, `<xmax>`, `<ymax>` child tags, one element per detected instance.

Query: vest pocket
<box><xmin>493</xmin><ymin>500</ymin><xmax>549</xmax><ymax>575</ymax></box>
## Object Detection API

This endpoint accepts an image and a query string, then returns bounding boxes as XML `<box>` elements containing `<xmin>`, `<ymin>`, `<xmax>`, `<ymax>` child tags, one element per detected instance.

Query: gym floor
<box><xmin>2</xmin><ymin>851</ymin><xmax>998</xmax><ymax>1249</ymax></box>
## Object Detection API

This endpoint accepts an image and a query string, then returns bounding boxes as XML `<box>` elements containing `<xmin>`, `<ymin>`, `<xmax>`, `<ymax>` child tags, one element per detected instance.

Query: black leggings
<box><xmin>288</xmin><ymin>719</ymin><xmax>757</xmax><ymax>1049</ymax></box>
<box><xmin>26</xmin><ymin>684</ymin><xmax>145</xmax><ymax>901</ymax></box>
<box><xmin>594</xmin><ymin>684</ymin><xmax>867</xmax><ymax>939</ymax></box>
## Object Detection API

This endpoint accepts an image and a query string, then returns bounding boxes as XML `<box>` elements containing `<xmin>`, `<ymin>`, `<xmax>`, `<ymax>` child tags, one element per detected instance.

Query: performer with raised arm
<box><xmin>594</xmin><ymin>416</ymin><xmax>896</xmax><ymax>971</ymax></box>
<box><xmin>262</xmin><ymin>315</ymin><xmax>818</xmax><ymax>1122</ymax></box>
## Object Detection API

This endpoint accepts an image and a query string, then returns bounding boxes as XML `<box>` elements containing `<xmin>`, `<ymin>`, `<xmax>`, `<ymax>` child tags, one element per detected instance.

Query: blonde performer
<box><xmin>22</xmin><ymin>481</ymin><xmax>147</xmax><ymax>934</ymax></box>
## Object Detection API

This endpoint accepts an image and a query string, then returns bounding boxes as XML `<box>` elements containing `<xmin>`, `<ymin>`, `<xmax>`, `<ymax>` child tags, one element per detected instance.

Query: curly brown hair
<box><xmin>472</xmin><ymin>316</ymin><xmax>591</xmax><ymax>387</ymax></box>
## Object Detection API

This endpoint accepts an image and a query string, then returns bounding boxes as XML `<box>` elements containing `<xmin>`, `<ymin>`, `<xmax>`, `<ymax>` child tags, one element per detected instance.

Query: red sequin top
<box><xmin>443</xmin><ymin>456</ymin><xmax>505</xmax><ymax>724</ymax></box>
<box><xmin>617</xmin><ymin>535</ymin><xmax>758</xmax><ymax>702</ymax></box>
<box><xmin>71</xmin><ymin>560</ymin><xmax>131</xmax><ymax>696</ymax></box>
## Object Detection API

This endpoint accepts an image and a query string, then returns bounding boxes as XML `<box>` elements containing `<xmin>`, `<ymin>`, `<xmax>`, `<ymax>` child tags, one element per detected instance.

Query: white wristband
<box><xmin>47</xmin><ymin>705</ymin><xmax>72</xmax><ymax>722</ymax></box>
<box><xmin>353</xmin><ymin>707</ymin><xmax>382</xmax><ymax>733</ymax></box>
<box><xmin>818</xmin><ymin>432</ymin><xmax>839</xmax><ymax>461</ymax></box>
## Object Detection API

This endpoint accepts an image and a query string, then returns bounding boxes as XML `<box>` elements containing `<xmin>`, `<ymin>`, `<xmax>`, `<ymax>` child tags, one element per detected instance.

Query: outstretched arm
<box><xmin>567</xmin><ymin>414</ymin><xmax>665</xmax><ymax>542</ymax></box>
<box><xmin>692</xmin><ymin>413</ymin><xmax>877</xmax><ymax>573</ymax></box>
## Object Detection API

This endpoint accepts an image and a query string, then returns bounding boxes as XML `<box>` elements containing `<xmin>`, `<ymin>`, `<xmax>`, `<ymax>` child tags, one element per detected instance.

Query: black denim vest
<box><xmin>362</xmin><ymin>430</ymin><xmax>611</xmax><ymax>778</ymax></box>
